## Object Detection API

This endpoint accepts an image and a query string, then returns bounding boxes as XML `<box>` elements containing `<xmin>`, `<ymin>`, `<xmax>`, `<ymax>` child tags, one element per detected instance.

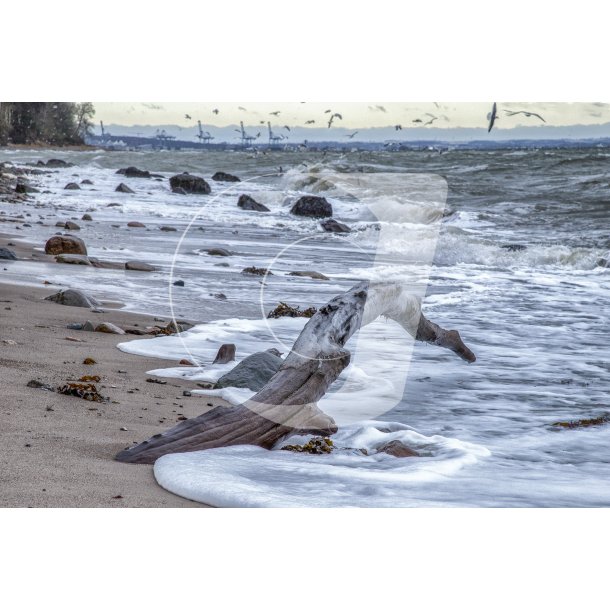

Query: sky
<box><xmin>95</xmin><ymin>102</ymin><xmax>610</xmax><ymax>131</ymax></box>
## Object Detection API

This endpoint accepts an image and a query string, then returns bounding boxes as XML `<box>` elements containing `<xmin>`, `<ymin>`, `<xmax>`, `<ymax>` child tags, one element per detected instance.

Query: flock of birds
<box><xmin>179</xmin><ymin>103</ymin><xmax>546</xmax><ymax>141</ymax></box>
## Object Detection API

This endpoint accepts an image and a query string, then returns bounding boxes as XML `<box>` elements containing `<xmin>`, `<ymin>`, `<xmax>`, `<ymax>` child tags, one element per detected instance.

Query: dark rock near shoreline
<box><xmin>205</xmin><ymin>247</ymin><xmax>231</xmax><ymax>257</ymax></box>
<box><xmin>213</xmin><ymin>343</ymin><xmax>236</xmax><ymax>364</ymax></box>
<box><xmin>376</xmin><ymin>440</ymin><xmax>419</xmax><ymax>458</ymax></box>
<box><xmin>320</xmin><ymin>218</ymin><xmax>351</xmax><ymax>233</ymax></box>
<box><xmin>45</xmin><ymin>235</ymin><xmax>87</xmax><ymax>256</ymax></box>
<box><xmin>45</xmin><ymin>289</ymin><xmax>100</xmax><ymax>308</ymax></box>
<box><xmin>15</xmin><ymin>182</ymin><xmax>38</xmax><ymax>194</ymax></box>
<box><xmin>288</xmin><ymin>270</ymin><xmax>329</xmax><ymax>280</ymax></box>
<box><xmin>173</xmin><ymin>280</ymin><xmax>185</xmax><ymax>287</ymax></box>
<box><xmin>125</xmin><ymin>261</ymin><xmax>156</xmax><ymax>272</ymax></box>
<box><xmin>237</xmin><ymin>194</ymin><xmax>270</xmax><ymax>212</ymax></box>
<box><xmin>215</xmin><ymin>350</ymin><xmax>283</xmax><ymax>391</ymax></box>
<box><xmin>212</xmin><ymin>171</ymin><xmax>240</xmax><ymax>183</ymax></box>
<box><xmin>64</xmin><ymin>221</ymin><xmax>80</xmax><ymax>231</ymax></box>
<box><xmin>81</xmin><ymin>214</ymin><xmax>93</xmax><ymax>221</ymax></box>
<box><xmin>81</xmin><ymin>179</ymin><xmax>93</xmax><ymax>185</ymax></box>
<box><xmin>115</xmin><ymin>183</ymin><xmax>135</xmax><ymax>194</ymax></box>
<box><xmin>117</xmin><ymin>167</ymin><xmax>151</xmax><ymax>178</ymax></box>
<box><xmin>242</xmin><ymin>266</ymin><xmax>271</xmax><ymax>276</ymax></box>
<box><xmin>500</xmin><ymin>244</ymin><xmax>527</xmax><ymax>252</ymax></box>
<box><xmin>127</xmin><ymin>221</ymin><xmax>146</xmax><ymax>228</ymax></box>
<box><xmin>40</xmin><ymin>159</ymin><xmax>72</xmax><ymax>168</ymax></box>
<box><xmin>172</xmin><ymin>187</ymin><xmax>187</xmax><ymax>195</ymax></box>
<box><xmin>95</xmin><ymin>322</ymin><xmax>125</xmax><ymax>335</ymax></box>
<box><xmin>169</xmin><ymin>173</ymin><xmax>211</xmax><ymax>194</ymax></box>
<box><xmin>291</xmin><ymin>196</ymin><xmax>332</xmax><ymax>218</ymax></box>
<box><xmin>160</xmin><ymin>226</ymin><xmax>177</xmax><ymax>232</ymax></box>
<box><xmin>0</xmin><ymin>247</ymin><xmax>17</xmax><ymax>260</ymax></box>
<box><xmin>64</xmin><ymin>182</ymin><xmax>80</xmax><ymax>190</ymax></box>
<box><xmin>55</xmin><ymin>254</ymin><xmax>91</xmax><ymax>265</ymax></box>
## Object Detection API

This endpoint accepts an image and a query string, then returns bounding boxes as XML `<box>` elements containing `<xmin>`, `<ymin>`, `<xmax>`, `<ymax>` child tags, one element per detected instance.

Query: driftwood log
<box><xmin>116</xmin><ymin>281</ymin><xmax>475</xmax><ymax>464</ymax></box>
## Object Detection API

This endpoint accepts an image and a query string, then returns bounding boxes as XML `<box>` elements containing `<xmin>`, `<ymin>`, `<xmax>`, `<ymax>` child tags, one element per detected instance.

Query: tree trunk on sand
<box><xmin>115</xmin><ymin>281</ymin><xmax>476</xmax><ymax>464</ymax></box>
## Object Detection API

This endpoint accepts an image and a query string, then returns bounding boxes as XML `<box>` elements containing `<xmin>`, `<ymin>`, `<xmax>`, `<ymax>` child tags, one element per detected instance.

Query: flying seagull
<box><xmin>305</xmin><ymin>120</ymin><xmax>315</xmax><ymax>124</ymax></box>
<box><xmin>504</xmin><ymin>110</ymin><xmax>546</xmax><ymax>123</ymax></box>
<box><xmin>412</xmin><ymin>118</ymin><xmax>423</xmax><ymax>123</ymax></box>
<box><xmin>345</xmin><ymin>131</ymin><xmax>359</xmax><ymax>139</ymax></box>
<box><xmin>324</xmin><ymin>109</ymin><xmax>332</xmax><ymax>113</ymax></box>
<box><xmin>212</xmin><ymin>108</ymin><xmax>219</xmax><ymax>115</ymax></box>
<box><xmin>283</xmin><ymin>125</ymin><xmax>291</xmax><ymax>131</ymax></box>
<box><xmin>184</xmin><ymin>114</ymin><xmax>192</xmax><ymax>120</ymax></box>
<box><xmin>487</xmin><ymin>102</ymin><xmax>497</xmax><ymax>132</ymax></box>
<box><xmin>424</xmin><ymin>115</ymin><xmax>438</xmax><ymax>126</ymax></box>
<box><xmin>270</xmin><ymin>111</ymin><xmax>281</xmax><ymax>116</ymax></box>
<box><xmin>327</xmin><ymin>113</ymin><xmax>343</xmax><ymax>128</ymax></box>
<box><xmin>238</xmin><ymin>106</ymin><xmax>247</xmax><ymax>111</ymax></box>
<box><xmin>375</xmin><ymin>105</ymin><xmax>386</xmax><ymax>112</ymax></box>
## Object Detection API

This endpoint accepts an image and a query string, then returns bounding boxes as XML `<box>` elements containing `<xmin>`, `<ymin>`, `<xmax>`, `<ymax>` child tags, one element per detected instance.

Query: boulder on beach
<box><xmin>237</xmin><ymin>194</ymin><xmax>270</xmax><ymax>212</ymax></box>
<box><xmin>64</xmin><ymin>221</ymin><xmax>80</xmax><ymax>231</ymax></box>
<box><xmin>288</xmin><ymin>270</ymin><xmax>329</xmax><ymax>280</ymax></box>
<box><xmin>95</xmin><ymin>322</ymin><xmax>125</xmax><ymax>335</ymax></box>
<box><xmin>125</xmin><ymin>261</ymin><xmax>156</xmax><ymax>272</ymax></box>
<box><xmin>64</xmin><ymin>182</ymin><xmax>81</xmax><ymax>190</ymax></box>
<box><xmin>320</xmin><ymin>218</ymin><xmax>351</xmax><ymax>233</ymax></box>
<box><xmin>45</xmin><ymin>289</ymin><xmax>100</xmax><ymax>308</ymax></box>
<box><xmin>127</xmin><ymin>221</ymin><xmax>146</xmax><ymax>228</ymax></box>
<box><xmin>45</xmin><ymin>235</ymin><xmax>87</xmax><ymax>256</ymax></box>
<box><xmin>291</xmin><ymin>196</ymin><xmax>333</xmax><ymax>218</ymax></box>
<box><xmin>212</xmin><ymin>171</ymin><xmax>240</xmax><ymax>183</ymax></box>
<box><xmin>55</xmin><ymin>254</ymin><xmax>91</xmax><ymax>265</ymax></box>
<box><xmin>116</xmin><ymin>167</ymin><xmax>151</xmax><ymax>178</ymax></box>
<box><xmin>169</xmin><ymin>173</ymin><xmax>211</xmax><ymax>194</ymax></box>
<box><xmin>81</xmin><ymin>214</ymin><xmax>93</xmax><ymax>221</ymax></box>
<box><xmin>0</xmin><ymin>247</ymin><xmax>17</xmax><ymax>260</ymax></box>
<box><xmin>115</xmin><ymin>183</ymin><xmax>135</xmax><ymax>193</ymax></box>
<box><xmin>215</xmin><ymin>349</ymin><xmax>283</xmax><ymax>391</ymax></box>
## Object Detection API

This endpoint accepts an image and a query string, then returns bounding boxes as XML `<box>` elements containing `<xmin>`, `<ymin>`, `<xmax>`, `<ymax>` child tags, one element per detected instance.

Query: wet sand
<box><xmin>0</xmin><ymin>281</ymin><xmax>228</xmax><ymax>507</ymax></box>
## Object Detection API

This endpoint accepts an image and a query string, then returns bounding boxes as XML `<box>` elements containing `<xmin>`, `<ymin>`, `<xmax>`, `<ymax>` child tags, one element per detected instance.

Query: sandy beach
<box><xmin>0</xmin><ymin>278</ymin><xmax>222</xmax><ymax>507</ymax></box>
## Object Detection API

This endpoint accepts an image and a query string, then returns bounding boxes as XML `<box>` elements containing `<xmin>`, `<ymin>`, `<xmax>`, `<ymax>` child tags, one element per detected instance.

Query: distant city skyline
<box><xmin>95</xmin><ymin>102</ymin><xmax>610</xmax><ymax>132</ymax></box>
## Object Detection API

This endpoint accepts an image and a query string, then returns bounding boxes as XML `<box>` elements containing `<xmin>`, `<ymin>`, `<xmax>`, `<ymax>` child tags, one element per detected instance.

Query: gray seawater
<box><xmin>1</xmin><ymin>146</ymin><xmax>608</xmax><ymax>506</ymax></box>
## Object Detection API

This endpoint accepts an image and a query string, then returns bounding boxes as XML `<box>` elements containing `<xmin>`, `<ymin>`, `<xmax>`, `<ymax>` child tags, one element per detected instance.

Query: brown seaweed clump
<box><xmin>551</xmin><ymin>414</ymin><xmax>610</xmax><ymax>430</ymax></box>
<box><xmin>57</xmin><ymin>382</ymin><xmax>106</xmax><ymax>402</ymax></box>
<box><xmin>281</xmin><ymin>437</ymin><xmax>334</xmax><ymax>454</ymax></box>
<box><xmin>267</xmin><ymin>302</ymin><xmax>317</xmax><ymax>319</ymax></box>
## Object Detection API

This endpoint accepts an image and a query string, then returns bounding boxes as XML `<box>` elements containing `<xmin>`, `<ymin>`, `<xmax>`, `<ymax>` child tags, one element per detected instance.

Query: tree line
<box><xmin>0</xmin><ymin>102</ymin><xmax>95</xmax><ymax>146</ymax></box>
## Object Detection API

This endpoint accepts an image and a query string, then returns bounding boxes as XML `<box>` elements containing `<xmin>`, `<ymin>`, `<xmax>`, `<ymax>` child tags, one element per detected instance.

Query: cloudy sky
<box><xmin>95</xmin><ymin>102</ymin><xmax>610</xmax><ymax>130</ymax></box>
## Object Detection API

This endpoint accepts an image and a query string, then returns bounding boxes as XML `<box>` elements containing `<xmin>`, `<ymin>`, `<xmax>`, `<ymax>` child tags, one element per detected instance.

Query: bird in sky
<box><xmin>270</xmin><ymin>111</ymin><xmax>281</xmax><ymax>116</ymax></box>
<box><xmin>212</xmin><ymin>108</ymin><xmax>219</xmax><ymax>114</ymax></box>
<box><xmin>184</xmin><ymin>114</ymin><xmax>192</xmax><ymax>120</ymax></box>
<box><xmin>238</xmin><ymin>106</ymin><xmax>247</xmax><ymax>111</ymax></box>
<box><xmin>283</xmin><ymin>125</ymin><xmax>291</xmax><ymax>131</ymax></box>
<box><xmin>260</xmin><ymin>120</ymin><xmax>265</xmax><ymax>124</ymax></box>
<box><xmin>324</xmin><ymin>109</ymin><xmax>332</xmax><ymax>113</ymax></box>
<box><xmin>305</xmin><ymin>120</ymin><xmax>315</xmax><ymax>124</ymax></box>
<box><xmin>345</xmin><ymin>131</ymin><xmax>359</xmax><ymax>139</ymax></box>
<box><xmin>327</xmin><ymin>113</ymin><xmax>342</xmax><ymax>128</ymax></box>
<box><xmin>503</xmin><ymin>110</ymin><xmax>546</xmax><ymax>122</ymax></box>
<box><xmin>395</xmin><ymin>124</ymin><xmax>402</xmax><ymax>130</ymax></box>
<box><xmin>424</xmin><ymin>114</ymin><xmax>438</xmax><ymax>126</ymax></box>
<box><xmin>487</xmin><ymin>102</ymin><xmax>498</xmax><ymax>132</ymax></box>
<box><xmin>375</xmin><ymin>105</ymin><xmax>386</xmax><ymax>112</ymax></box>
<box><xmin>412</xmin><ymin>118</ymin><xmax>423</xmax><ymax>123</ymax></box>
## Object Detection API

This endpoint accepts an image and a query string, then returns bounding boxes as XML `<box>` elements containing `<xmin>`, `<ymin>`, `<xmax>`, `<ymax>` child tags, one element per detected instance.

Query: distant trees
<box><xmin>0</xmin><ymin>102</ymin><xmax>95</xmax><ymax>146</ymax></box>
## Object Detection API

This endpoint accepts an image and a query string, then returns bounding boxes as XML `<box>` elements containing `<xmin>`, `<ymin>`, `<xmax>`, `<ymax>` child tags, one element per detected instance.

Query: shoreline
<box><xmin>0</xmin><ymin>281</ymin><xmax>229</xmax><ymax>507</ymax></box>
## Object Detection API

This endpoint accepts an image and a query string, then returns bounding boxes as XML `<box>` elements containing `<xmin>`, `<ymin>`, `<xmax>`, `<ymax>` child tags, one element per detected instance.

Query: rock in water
<box><xmin>237</xmin><ymin>194</ymin><xmax>270</xmax><ymax>212</ymax></box>
<box><xmin>288</xmin><ymin>270</ymin><xmax>329</xmax><ymax>280</ymax></box>
<box><xmin>320</xmin><ymin>218</ymin><xmax>351</xmax><ymax>233</ymax></box>
<box><xmin>290</xmin><ymin>196</ymin><xmax>333</xmax><ymax>218</ymax></box>
<box><xmin>0</xmin><ymin>247</ymin><xmax>17</xmax><ymax>260</ymax></box>
<box><xmin>116</xmin><ymin>167</ymin><xmax>151</xmax><ymax>178</ymax></box>
<box><xmin>81</xmin><ymin>214</ymin><xmax>93</xmax><ymax>221</ymax></box>
<box><xmin>55</xmin><ymin>254</ymin><xmax>91</xmax><ymax>265</ymax></box>
<box><xmin>64</xmin><ymin>182</ymin><xmax>81</xmax><ymax>190</ymax></box>
<box><xmin>45</xmin><ymin>235</ymin><xmax>87</xmax><ymax>255</ymax></box>
<box><xmin>64</xmin><ymin>221</ymin><xmax>80</xmax><ymax>231</ymax></box>
<box><xmin>95</xmin><ymin>322</ymin><xmax>126</xmax><ymax>335</ymax></box>
<box><xmin>212</xmin><ymin>171</ymin><xmax>240</xmax><ymax>183</ymax></box>
<box><xmin>215</xmin><ymin>350</ymin><xmax>283</xmax><ymax>391</ymax></box>
<box><xmin>45</xmin><ymin>158</ymin><xmax>72</xmax><ymax>168</ymax></box>
<box><xmin>376</xmin><ymin>440</ymin><xmax>419</xmax><ymax>458</ymax></box>
<box><xmin>45</xmin><ymin>289</ymin><xmax>101</xmax><ymax>308</ymax></box>
<box><xmin>169</xmin><ymin>173</ymin><xmax>211</xmax><ymax>194</ymax></box>
<box><xmin>81</xmin><ymin>179</ymin><xmax>93</xmax><ymax>185</ymax></box>
<box><xmin>213</xmin><ymin>343</ymin><xmax>236</xmax><ymax>364</ymax></box>
<box><xmin>125</xmin><ymin>261</ymin><xmax>156</xmax><ymax>272</ymax></box>
<box><xmin>205</xmin><ymin>247</ymin><xmax>231</xmax><ymax>256</ymax></box>
<box><xmin>127</xmin><ymin>221</ymin><xmax>146</xmax><ymax>228</ymax></box>
<box><xmin>115</xmin><ymin>183</ymin><xmax>135</xmax><ymax>193</ymax></box>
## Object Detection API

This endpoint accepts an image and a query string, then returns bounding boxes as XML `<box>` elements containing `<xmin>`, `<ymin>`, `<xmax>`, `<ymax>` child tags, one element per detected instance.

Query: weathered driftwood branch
<box><xmin>116</xmin><ymin>281</ymin><xmax>475</xmax><ymax>464</ymax></box>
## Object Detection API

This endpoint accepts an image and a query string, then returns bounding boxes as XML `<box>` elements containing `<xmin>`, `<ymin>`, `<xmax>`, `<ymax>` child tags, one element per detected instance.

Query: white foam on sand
<box><xmin>153</xmin><ymin>421</ymin><xmax>490</xmax><ymax>508</ymax></box>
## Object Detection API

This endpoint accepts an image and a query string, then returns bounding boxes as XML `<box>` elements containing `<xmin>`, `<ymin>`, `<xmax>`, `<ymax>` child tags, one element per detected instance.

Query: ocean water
<box><xmin>1</xmin><ymin>146</ymin><xmax>608</xmax><ymax>507</ymax></box>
